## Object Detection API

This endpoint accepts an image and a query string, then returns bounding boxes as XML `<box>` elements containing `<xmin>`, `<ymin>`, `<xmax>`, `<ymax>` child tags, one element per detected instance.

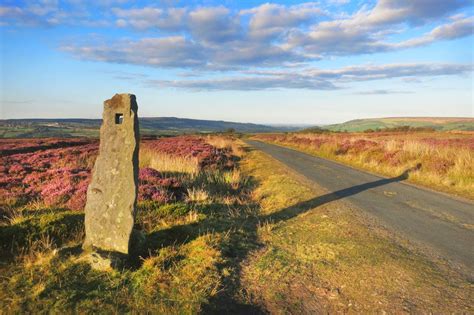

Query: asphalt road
<box><xmin>246</xmin><ymin>140</ymin><xmax>474</xmax><ymax>273</ymax></box>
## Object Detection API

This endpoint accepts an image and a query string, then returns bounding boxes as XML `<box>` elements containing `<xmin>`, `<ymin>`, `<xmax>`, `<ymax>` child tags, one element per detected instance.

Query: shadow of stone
<box><xmin>138</xmin><ymin>199</ymin><xmax>263</xmax><ymax>312</ymax></box>
<box><xmin>136</xmin><ymin>167</ymin><xmax>415</xmax><ymax>312</ymax></box>
<box><xmin>57</xmin><ymin>244</ymin><xmax>83</xmax><ymax>258</ymax></box>
<box><xmin>261</xmin><ymin>168</ymin><xmax>414</xmax><ymax>224</ymax></box>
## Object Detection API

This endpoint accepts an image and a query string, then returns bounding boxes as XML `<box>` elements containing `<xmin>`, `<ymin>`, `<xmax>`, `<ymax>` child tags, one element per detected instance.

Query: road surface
<box><xmin>246</xmin><ymin>140</ymin><xmax>474</xmax><ymax>273</ymax></box>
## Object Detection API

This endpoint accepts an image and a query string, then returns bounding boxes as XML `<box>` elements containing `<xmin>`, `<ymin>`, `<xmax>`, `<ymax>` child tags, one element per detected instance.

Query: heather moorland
<box><xmin>1</xmin><ymin>135</ymin><xmax>472</xmax><ymax>313</ymax></box>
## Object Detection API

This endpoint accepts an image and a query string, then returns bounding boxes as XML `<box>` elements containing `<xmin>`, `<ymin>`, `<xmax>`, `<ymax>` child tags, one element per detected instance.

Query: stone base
<box><xmin>79</xmin><ymin>250</ymin><xmax>127</xmax><ymax>271</ymax></box>
<box><xmin>80</xmin><ymin>229</ymin><xmax>146</xmax><ymax>271</ymax></box>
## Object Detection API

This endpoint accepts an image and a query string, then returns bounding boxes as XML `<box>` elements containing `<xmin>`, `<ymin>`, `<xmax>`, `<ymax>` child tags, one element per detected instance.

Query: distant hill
<box><xmin>0</xmin><ymin>117</ymin><xmax>294</xmax><ymax>138</ymax></box>
<box><xmin>323</xmin><ymin>117</ymin><xmax>474</xmax><ymax>132</ymax></box>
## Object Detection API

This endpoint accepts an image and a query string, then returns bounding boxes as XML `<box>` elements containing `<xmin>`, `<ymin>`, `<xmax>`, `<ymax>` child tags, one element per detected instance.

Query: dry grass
<box><xmin>3</xmin><ymin>135</ymin><xmax>471</xmax><ymax>313</ymax></box>
<box><xmin>3</xmin><ymin>206</ymin><xmax>27</xmax><ymax>225</ymax></box>
<box><xmin>240</xmin><ymin>146</ymin><xmax>472</xmax><ymax>313</ymax></box>
<box><xmin>21</xmin><ymin>234</ymin><xmax>57</xmax><ymax>268</ymax></box>
<box><xmin>0</xmin><ymin>137</ymin><xmax>259</xmax><ymax>313</ymax></box>
<box><xmin>206</xmin><ymin>135</ymin><xmax>244</xmax><ymax>157</ymax></box>
<box><xmin>186</xmin><ymin>187</ymin><xmax>209</xmax><ymax>203</ymax></box>
<box><xmin>221</xmin><ymin>169</ymin><xmax>245</xmax><ymax>190</ymax></box>
<box><xmin>140</xmin><ymin>148</ymin><xmax>200</xmax><ymax>175</ymax></box>
<box><xmin>255</xmin><ymin>132</ymin><xmax>474</xmax><ymax>199</ymax></box>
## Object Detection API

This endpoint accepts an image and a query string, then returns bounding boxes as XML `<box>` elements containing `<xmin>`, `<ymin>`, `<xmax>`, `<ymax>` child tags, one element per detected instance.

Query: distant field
<box><xmin>3</xmin><ymin>117</ymin><xmax>472</xmax><ymax>138</ymax></box>
<box><xmin>324</xmin><ymin>117</ymin><xmax>474</xmax><ymax>132</ymax></box>
<box><xmin>0</xmin><ymin>117</ymin><xmax>290</xmax><ymax>138</ymax></box>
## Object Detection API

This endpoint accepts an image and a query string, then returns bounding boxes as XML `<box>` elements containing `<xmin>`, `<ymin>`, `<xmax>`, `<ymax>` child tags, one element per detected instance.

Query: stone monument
<box><xmin>83</xmin><ymin>93</ymin><xmax>139</xmax><ymax>261</ymax></box>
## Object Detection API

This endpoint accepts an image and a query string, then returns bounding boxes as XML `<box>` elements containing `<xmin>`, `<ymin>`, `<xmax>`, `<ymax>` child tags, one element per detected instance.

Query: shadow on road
<box><xmin>261</xmin><ymin>165</ymin><xmax>419</xmax><ymax>224</ymax></box>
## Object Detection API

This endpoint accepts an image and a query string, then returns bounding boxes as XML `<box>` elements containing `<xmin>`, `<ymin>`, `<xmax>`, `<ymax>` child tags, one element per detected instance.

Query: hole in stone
<box><xmin>115</xmin><ymin>113</ymin><xmax>124</xmax><ymax>124</ymax></box>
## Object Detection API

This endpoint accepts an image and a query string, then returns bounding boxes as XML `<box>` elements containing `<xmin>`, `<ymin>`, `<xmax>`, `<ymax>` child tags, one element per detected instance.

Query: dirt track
<box><xmin>246</xmin><ymin>140</ymin><xmax>474</xmax><ymax>274</ymax></box>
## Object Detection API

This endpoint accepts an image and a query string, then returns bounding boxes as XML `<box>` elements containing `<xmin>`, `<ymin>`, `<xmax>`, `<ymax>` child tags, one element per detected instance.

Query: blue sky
<box><xmin>0</xmin><ymin>0</ymin><xmax>473</xmax><ymax>124</ymax></box>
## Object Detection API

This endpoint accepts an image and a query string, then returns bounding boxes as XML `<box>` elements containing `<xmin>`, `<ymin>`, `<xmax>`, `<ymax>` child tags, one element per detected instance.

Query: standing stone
<box><xmin>83</xmin><ymin>93</ymin><xmax>139</xmax><ymax>256</ymax></box>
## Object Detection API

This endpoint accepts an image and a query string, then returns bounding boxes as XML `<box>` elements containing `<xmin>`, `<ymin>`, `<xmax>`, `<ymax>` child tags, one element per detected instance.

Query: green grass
<box><xmin>0</xmin><ymin>209</ymin><xmax>84</xmax><ymax>254</ymax></box>
<box><xmin>0</xmin><ymin>156</ymin><xmax>263</xmax><ymax>313</ymax></box>
<box><xmin>0</xmin><ymin>124</ymin><xmax>185</xmax><ymax>138</ymax></box>
<box><xmin>0</xmin><ymin>117</ymin><xmax>280</xmax><ymax>139</ymax></box>
<box><xmin>239</xmin><ymin>146</ymin><xmax>472</xmax><ymax>313</ymax></box>
<box><xmin>325</xmin><ymin>117</ymin><xmax>474</xmax><ymax>132</ymax></box>
<box><xmin>1</xmin><ymin>234</ymin><xmax>224</xmax><ymax>313</ymax></box>
<box><xmin>1</xmin><ymin>140</ymin><xmax>472</xmax><ymax>313</ymax></box>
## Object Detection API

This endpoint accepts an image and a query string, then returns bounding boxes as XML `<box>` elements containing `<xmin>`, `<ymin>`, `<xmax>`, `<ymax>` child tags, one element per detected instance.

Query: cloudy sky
<box><xmin>1</xmin><ymin>0</ymin><xmax>473</xmax><ymax>124</ymax></box>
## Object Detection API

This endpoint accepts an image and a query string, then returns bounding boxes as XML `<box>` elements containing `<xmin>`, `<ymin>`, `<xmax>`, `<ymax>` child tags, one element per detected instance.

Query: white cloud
<box><xmin>394</xmin><ymin>16</ymin><xmax>474</xmax><ymax>49</ymax></box>
<box><xmin>328</xmin><ymin>0</ymin><xmax>349</xmax><ymax>5</ymax></box>
<box><xmin>241</xmin><ymin>2</ymin><xmax>323</xmax><ymax>39</ymax></box>
<box><xmin>146</xmin><ymin>75</ymin><xmax>337</xmax><ymax>91</ymax></box>
<box><xmin>188</xmin><ymin>6</ymin><xmax>241</xmax><ymax>43</ymax></box>
<box><xmin>62</xmin><ymin>34</ymin><xmax>304</xmax><ymax>69</ymax></box>
<box><xmin>2</xmin><ymin>0</ymin><xmax>473</xmax><ymax>91</ymax></box>
<box><xmin>146</xmin><ymin>63</ymin><xmax>473</xmax><ymax>90</ymax></box>
<box><xmin>366</xmin><ymin>0</ymin><xmax>469</xmax><ymax>26</ymax></box>
<box><xmin>353</xmin><ymin>89</ymin><xmax>414</xmax><ymax>95</ymax></box>
<box><xmin>62</xmin><ymin>36</ymin><xmax>206</xmax><ymax>68</ymax></box>
<box><xmin>286</xmin><ymin>1</ymin><xmax>473</xmax><ymax>56</ymax></box>
<box><xmin>0</xmin><ymin>6</ymin><xmax>23</xmax><ymax>18</ymax></box>
<box><xmin>0</xmin><ymin>1</ymin><xmax>100</xmax><ymax>26</ymax></box>
<box><xmin>112</xmin><ymin>7</ymin><xmax>186</xmax><ymax>30</ymax></box>
<box><xmin>429</xmin><ymin>15</ymin><xmax>474</xmax><ymax>40</ymax></box>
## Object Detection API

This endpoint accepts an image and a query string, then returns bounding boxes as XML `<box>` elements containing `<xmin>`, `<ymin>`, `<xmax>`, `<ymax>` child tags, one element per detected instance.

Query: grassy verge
<box><xmin>253</xmin><ymin>133</ymin><xmax>474</xmax><ymax>199</ymax></box>
<box><xmin>240</xmin><ymin>146</ymin><xmax>472</xmax><ymax>313</ymax></box>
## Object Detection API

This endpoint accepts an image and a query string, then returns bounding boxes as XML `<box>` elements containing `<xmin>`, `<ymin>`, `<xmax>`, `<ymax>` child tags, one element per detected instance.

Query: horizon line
<box><xmin>1</xmin><ymin>115</ymin><xmax>473</xmax><ymax>126</ymax></box>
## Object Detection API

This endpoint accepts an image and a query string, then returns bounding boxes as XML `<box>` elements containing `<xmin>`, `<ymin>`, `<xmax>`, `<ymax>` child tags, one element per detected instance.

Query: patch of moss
<box><xmin>2</xmin><ymin>253</ymin><xmax>129</xmax><ymax>313</ymax></box>
<box><xmin>131</xmin><ymin>234</ymin><xmax>223</xmax><ymax>313</ymax></box>
<box><xmin>0</xmin><ymin>211</ymin><xmax>84</xmax><ymax>253</ymax></box>
<box><xmin>137</xmin><ymin>202</ymin><xmax>190</xmax><ymax>218</ymax></box>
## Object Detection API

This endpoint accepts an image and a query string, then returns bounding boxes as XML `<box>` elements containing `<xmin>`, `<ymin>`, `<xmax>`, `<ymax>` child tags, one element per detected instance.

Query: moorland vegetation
<box><xmin>255</xmin><ymin>131</ymin><xmax>474</xmax><ymax>199</ymax></box>
<box><xmin>0</xmin><ymin>134</ymin><xmax>472</xmax><ymax>313</ymax></box>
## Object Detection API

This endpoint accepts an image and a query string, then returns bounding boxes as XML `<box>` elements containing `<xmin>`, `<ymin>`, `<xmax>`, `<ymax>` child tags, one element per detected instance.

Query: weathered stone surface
<box><xmin>79</xmin><ymin>251</ymin><xmax>123</xmax><ymax>271</ymax></box>
<box><xmin>83</xmin><ymin>93</ymin><xmax>139</xmax><ymax>255</ymax></box>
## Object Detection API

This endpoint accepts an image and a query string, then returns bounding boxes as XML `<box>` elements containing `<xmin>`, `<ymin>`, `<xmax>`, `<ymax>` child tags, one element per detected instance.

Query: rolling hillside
<box><xmin>0</xmin><ymin>117</ymin><xmax>292</xmax><ymax>138</ymax></box>
<box><xmin>324</xmin><ymin>117</ymin><xmax>474</xmax><ymax>132</ymax></box>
